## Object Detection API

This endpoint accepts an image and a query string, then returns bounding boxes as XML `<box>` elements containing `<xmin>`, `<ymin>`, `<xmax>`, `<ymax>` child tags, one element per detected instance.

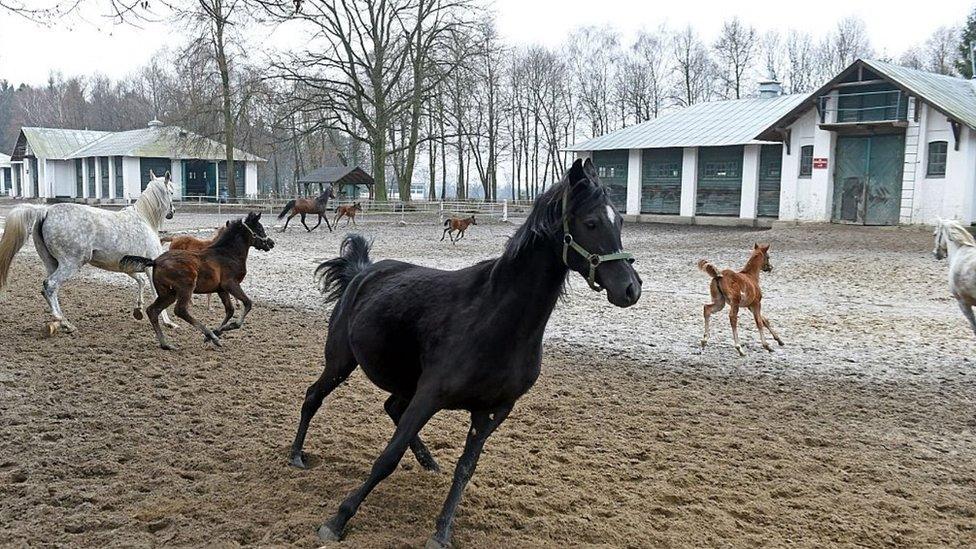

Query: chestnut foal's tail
<box><xmin>697</xmin><ymin>259</ymin><xmax>726</xmax><ymax>300</ymax></box>
<box><xmin>315</xmin><ymin>234</ymin><xmax>373</xmax><ymax>304</ymax></box>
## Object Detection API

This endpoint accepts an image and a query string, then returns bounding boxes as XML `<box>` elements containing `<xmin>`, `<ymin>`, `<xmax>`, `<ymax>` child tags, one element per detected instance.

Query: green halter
<box><xmin>560</xmin><ymin>183</ymin><xmax>635</xmax><ymax>292</ymax></box>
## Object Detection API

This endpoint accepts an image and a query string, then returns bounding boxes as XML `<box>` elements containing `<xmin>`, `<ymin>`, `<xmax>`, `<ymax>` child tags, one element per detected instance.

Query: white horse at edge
<box><xmin>933</xmin><ymin>218</ymin><xmax>976</xmax><ymax>336</ymax></box>
<box><xmin>0</xmin><ymin>171</ymin><xmax>179</xmax><ymax>335</ymax></box>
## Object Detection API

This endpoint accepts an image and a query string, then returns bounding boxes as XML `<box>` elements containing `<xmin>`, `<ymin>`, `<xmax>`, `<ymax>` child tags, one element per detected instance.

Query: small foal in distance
<box><xmin>698</xmin><ymin>243</ymin><xmax>784</xmax><ymax>356</ymax></box>
<box><xmin>440</xmin><ymin>215</ymin><xmax>476</xmax><ymax>244</ymax></box>
<box><xmin>333</xmin><ymin>202</ymin><xmax>363</xmax><ymax>227</ymax></box>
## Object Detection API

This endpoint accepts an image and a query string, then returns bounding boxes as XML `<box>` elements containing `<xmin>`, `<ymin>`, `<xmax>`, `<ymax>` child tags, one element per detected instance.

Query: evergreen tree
<box><xmin>957</xmin><ymin>6</ymin><xmax>976</xmax><ymax>78</ymax></box>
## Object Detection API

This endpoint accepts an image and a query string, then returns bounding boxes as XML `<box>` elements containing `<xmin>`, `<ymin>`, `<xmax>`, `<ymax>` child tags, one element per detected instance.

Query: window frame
<box><xmin>798</xmin><ymin>145</ymin><xmax>814</xmax><ymax>178</ymax></box>
<box><xmin>926</xmin><ymin>141</ymin><xmax>948</xmax><ymax>178</ymax></box>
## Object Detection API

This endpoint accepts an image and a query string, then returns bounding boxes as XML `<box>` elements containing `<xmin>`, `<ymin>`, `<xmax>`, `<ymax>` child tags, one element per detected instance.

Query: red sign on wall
<box><xmin>813</xmin><ymin>158</ymin><xmax>828</xmax><ymax>169</ymax></box>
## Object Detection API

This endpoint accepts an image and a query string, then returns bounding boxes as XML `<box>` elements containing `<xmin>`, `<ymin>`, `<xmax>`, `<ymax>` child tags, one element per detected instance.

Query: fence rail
<box><xmin>174</xmin><ymin>196</ymin><xmax>534</xmax><ymax>221</ymax></box>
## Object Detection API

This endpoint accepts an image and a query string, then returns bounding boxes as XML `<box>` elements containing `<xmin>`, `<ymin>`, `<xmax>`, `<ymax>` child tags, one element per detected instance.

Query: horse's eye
<box><xmin>584</xmin><ymin>220</ymin><xmax>597</xmax><ymax>230</ymax></box>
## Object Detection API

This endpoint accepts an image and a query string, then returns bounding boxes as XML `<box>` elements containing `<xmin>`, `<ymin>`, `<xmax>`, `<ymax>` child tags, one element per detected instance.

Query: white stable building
<box><xmin>7</xmin><ymin>120</ymin><xmax>264</xmax><ymax>202</ymax></box>
<box><xmin>0</xmin><ymin>153</ymin><xmax>11</xmax><ymax>196</ymax></box>
<box><xmin>570</xmin><ymin>59</ymin><xmax>976</xmax><ymax>226</ymax></box>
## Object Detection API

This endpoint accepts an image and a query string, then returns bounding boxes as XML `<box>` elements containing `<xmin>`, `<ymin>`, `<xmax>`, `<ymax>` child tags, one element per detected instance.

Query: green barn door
<box><xmin>641</xmin><ymin>148</ymin><xmax>682</xmax><ymax>214</ymax></box>
<box><xmin>99</xmin><ymin>157</ymin><xmax>110</xmax><ymax>198</ymax></box>
<box><xmin>757</xmin><ymin>145</ymin><xmax>783</xmax><ymax>218</ymax></box>
<box><xmin>75</xmin><ymin>159</ymin><xmax>83</xmax><ymax>197</ymax></box>
<box><xmin>592</xmin><ymin>150</ymin><xmax>628</xmax><ymax>212</ymax></box>
<box><xmin>697</xmin><ymin>146</ymin><xmax>743</xmax><ymax>216</ymax></box>
<box><xmin>832</xmin><ymin>134</ymin><xmax>904</xmax><ymax>225</ymax></box>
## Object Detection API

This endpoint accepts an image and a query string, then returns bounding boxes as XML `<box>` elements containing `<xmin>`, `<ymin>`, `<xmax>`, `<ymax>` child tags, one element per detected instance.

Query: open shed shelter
<box><xmin>297</xmin><ymin>165</ymin><xmax>374</xmax><ymax>199</ymax></box>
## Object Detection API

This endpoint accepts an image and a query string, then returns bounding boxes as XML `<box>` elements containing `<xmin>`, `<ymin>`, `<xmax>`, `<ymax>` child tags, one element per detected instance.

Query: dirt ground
<box><xmin>0</xmin><ymin>209</ymin><xmax>974</xmax><ymax>548</ymax></box>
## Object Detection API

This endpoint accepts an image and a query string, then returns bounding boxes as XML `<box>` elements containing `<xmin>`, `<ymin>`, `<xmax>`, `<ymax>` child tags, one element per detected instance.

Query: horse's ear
<box><xmin>754</xmin><ymin>242</ymin><xmax>759</xmax><ymax>249</ymax></box>
<box><xmin>256</xmin><ymin>212</ymin><xmax>262</xmax><ymax>220</ymax></box>
<box><xmin>149</xmin><ymin>169</ymin><xmax>156</xmax><ymax>180</ymax></box>
<box><xmin>582</xmin><ymin>158</ymin><xmax>598</xmax><ymax>179</ymax></box>
<box><xmin>164</xmin><ymin>170</ymin><xmax>171</xmax><ymax>183</ymax></box>
<box><xmin>568</xmin><ymin>158</ymin><xmax>586</xmax><ymax>187</ymax></box>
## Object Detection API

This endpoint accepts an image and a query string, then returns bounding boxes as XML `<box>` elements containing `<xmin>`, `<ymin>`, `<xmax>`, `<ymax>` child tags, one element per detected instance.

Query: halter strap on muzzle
<box><xmin>242</xmin><ymin>222</ymin><xmax>271</xmax><ymax>245</ymax></box>
<box><xmin>560</xmin><ymin>184</ymin><xmax>634</xmax><ymax>292</ymax></box>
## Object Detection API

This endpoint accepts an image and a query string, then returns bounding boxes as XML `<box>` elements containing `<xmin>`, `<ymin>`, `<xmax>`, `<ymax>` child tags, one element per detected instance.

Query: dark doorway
<box><xmin>183</xmin><ymin>160</ymin><xmax>216</xmax><ymax>198</ymax></box>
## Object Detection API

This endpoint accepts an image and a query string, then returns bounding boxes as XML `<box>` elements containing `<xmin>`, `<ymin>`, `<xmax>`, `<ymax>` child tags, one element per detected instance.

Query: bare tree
<box><xmin>672</xmin><ymin>26</ymin><xmax>714</xmax><ymax>107</ymax></box>
<box><xmin>924</xmin><ymin>26</ymin><xmax>960</xmax><ymax>75</ymax></box>
<box><xmin>784</xmin><ymin>30</ymin><xmax>820</xmax><ymax>93</ymax></box>
<box><xmin>566</xmin><ymin>26</ymin><xmax>619</xmax><ymax>137</ymax></box>
<box><xmin>714</xmin><ymin>17</ymin><xmax>757</xmax><ymax>99</ymax></box>
<box><xmin>821</xmin><ymin>16</ymin><xmax>874</xmax><ymax>74</ymax></box>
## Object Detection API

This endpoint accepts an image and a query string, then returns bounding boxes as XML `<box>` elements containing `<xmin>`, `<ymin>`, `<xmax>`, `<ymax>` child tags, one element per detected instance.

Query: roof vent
<box><xmin>148</xmin><ymin>119</ymin><xmax>164</xmax><ymax>127</ymax></box>
<box><xmin>757</xmin><ymin>71</ymin><xmax>782</xmax><ymax>98</ymax></box>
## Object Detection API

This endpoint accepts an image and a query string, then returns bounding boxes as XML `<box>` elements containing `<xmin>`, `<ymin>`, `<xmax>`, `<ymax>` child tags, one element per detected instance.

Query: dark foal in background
<box><xmin>122</xmin><ymin>212</ymin><xmax>275</xmax><ymax>350</ymax></box>
<box><xmin>288</xmin><ymin>159</ymin><xmax>641</xmax><ymax>548</ymax></box>
<box><xmin>440</xmin><ymin>215</ymin><xmax>476</xmax><ymax>244</ymax></box>
<box><xmin>277</xmin><ymin>186</ymin><xmax>336</xmax><ymax>232</ymax></box>
<box><xmin>333</xmin><ymin>202</ymin><xmax>363</xmax><ymax>227</ymax></box>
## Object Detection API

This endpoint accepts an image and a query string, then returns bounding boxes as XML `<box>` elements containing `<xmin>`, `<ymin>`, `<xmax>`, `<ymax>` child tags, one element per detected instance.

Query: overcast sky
<box><xmin>0</xmin><ymin>0</ymin><xmax>971</xmax><ymax>86</ymax></box>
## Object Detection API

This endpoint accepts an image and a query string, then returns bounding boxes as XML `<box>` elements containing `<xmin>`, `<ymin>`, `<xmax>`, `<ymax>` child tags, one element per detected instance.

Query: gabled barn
<box><xmin>571</xmin><ymin>59</ymin><xmax>976</xmax><ymax>226</ymax></box>
<box><xmin>7</xmin><ymin>120</ymin><xmax>265</xmax><ymax>202</ymax></box>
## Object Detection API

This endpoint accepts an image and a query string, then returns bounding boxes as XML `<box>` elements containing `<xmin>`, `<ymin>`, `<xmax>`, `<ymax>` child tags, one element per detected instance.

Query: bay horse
<box><xmin>277</xmin><ymin>186</ymin><xmax>336</xmax><ymax>232</ymax></box>
<box><xmin>933</xmin><ymin>218</ymin><xmax>976</xmax><ymax>336</ymax></box>
<box><xmin>333</xmin><ymin>202</ymin><xmax>363</xmax><ymax>227</ymax></box>
<box><xmin>288</xmin><ymin>158</ymin><xmax>641</xmax><ymax>548</ymax></box>
<box><xmin>440</xmin><ymin>214</ymin><xmax>476</xmax><ymax>244</ymax></box>
<box><xmin>163</xmin><ymin>224</ymin><xmax>230</xmax><ymax>312</ymax></box>
<box><xmin>0</xmin><ymin>171</ymin><xmax>178</xmax><ymax>335</ymax></box>
<box><xmin>120</xmin><ymin>212</ymin><xmax>274</xmax><ymax>350</ymax></box>
<box><xmin>698</xmin><ymin>243</ymin><xmax>783</xmax><ymax>356</ymax></box>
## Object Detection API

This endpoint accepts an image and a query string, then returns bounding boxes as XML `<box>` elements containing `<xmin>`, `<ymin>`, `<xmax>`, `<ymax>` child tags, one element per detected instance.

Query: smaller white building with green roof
<box><xmin>7</xmin><ymin>120</ymin><xmax>264</xmax><ymax>202</ymax></box>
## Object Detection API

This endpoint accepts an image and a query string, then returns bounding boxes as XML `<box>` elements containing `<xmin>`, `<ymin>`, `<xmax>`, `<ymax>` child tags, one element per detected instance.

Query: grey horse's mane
<box><xmin>135</xmin><ymin>178</ymin><xmax>171</xmax><ymax>232</ymax></box>
<box><xmin>941</xmin><ymin>219</ymin><xmax>976</xmax><ymax>247</ymax></box>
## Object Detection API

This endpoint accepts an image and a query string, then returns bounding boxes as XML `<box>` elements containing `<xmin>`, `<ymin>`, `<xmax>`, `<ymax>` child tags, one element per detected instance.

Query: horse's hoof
<box><xmin>763</xmin><ymin>345</ymin><xmax>773</xmax><ymax>352</ymax></box>
<box><xmin>165</xmin><ymin>322</ymin><xmax>179</xmax><ymax>330</ymax></box>
<box><xmin>735</xmin><ymin>347</ymin><xmax>745</xmax><ymax>357</ymax></box>
<box><xmin>425</xmin><ymin>536</ymin><xmax>453</xmax><ymax>549</ymax></box>
<box><xmin>699</xmin><ymin>339</ymin><xmax>707</xmax><ymax>348</ymax></box>
<box><xmin>288</xmin><ymin>452</ymin><xmax>308</xmax><ymax>469</ymax></box>
<box><xmin>160</xmin><ymin>343</ymin><xmax>175</xmax><ymax>351</ymax></box>
<box><xmin>317</xmin><ymin>523</ymin><xmax>342</xmax><ymax>542</ymax></box>
<box><xmin>777</xmin><ymin>340</ymin><xmax>785</xmax><ymax>347</ymax></box>
<box><xmin>45</xmin><ymin>321</ymin><xmax>59</xmax><ymax>337</ymax></box>
<box><xmin>132</xmin><ymin>308</ymin><xmax>144</xmax><ymax>320</ymax></box>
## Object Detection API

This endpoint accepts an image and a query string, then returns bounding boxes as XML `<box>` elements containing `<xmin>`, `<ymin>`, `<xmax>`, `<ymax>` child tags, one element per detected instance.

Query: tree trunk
<box><xmin>213</xmin><ymin>0</ymin><xmax>236</xmax><ymax>199</ymax></box>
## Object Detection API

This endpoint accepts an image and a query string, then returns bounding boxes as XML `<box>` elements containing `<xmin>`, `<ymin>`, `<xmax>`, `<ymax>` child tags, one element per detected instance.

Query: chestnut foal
<box><xmin>440</xmin><ymin>215</ymin><xmax>476</xmax><ymax>244</ymax></box>
<box><xmin>162</xmin><ymin>224</ymin><xmax>228</xmax><ymax>311</ymax></box>
<box><xmin>333</xmin><ymin>202</ymin><xmax>363</xmax><ymax>227</ymax></box>
<box><xmin>122</xmin><ymin>212</ymin><xmax>274</xmax><ymax>350</ymax></box>
<box><xmin>698</xmin><ymin>243</ymin><xmax>783</xmax><ymax>356</ymax></box>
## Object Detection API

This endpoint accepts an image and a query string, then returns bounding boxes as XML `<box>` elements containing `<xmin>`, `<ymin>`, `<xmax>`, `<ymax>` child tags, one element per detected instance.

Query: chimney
<box><xmin>147</xmin><ymin>119</ymin><xmax>164</xmax><ymax>128</ymax></box>
<box><xmin>757</xmin><ymin>70</ymin><xmax>783</xmax><ymax>98</ymax></box>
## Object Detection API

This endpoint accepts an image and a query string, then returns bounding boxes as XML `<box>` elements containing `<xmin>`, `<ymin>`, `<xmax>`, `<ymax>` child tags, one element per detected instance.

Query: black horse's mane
<box><xmin>501</xmin><ymin>173</ymin><xmax>609</xmax><ymax>262</ymax></box>
<box><xmin>212</xmin><ymin>214</ymin><xmax>258</xmax><ymax>248</ymax></box>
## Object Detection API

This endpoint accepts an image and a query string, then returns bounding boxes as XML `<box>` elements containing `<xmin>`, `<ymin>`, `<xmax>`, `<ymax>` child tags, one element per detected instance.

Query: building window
<box><xmin>702</xmin><ymin>161</ymin><xmax>740</xmax><ymax>179</ymax></box>
<box><xmin>927</xmin><ymin>141</ymin><xmax>947</xmax><ymax>178</ymax></box>
<box><xmin>798</xmin><ymin>145</ymin><xmax>814</xmax><ymax>178</ymax></box>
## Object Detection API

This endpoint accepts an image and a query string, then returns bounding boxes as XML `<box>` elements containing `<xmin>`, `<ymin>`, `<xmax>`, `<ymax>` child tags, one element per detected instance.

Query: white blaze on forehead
<box><xmin>606</xmin><ymin>205</ymin><xmax>616</xmax><ymax>224</ymax></box>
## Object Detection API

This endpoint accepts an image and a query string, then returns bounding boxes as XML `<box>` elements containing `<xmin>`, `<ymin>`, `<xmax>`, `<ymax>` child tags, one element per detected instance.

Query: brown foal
<box><xmin>162</xmin><ymin>225</ymin><xmax>230</xmax><ymax>311</ymax></box>
<box><xmin>440</xmin><ymin>215</ymin><xmax>476</xmax><ymax>244</ymax></box>
<box><xmin>698</xmin><ymin>243</ymin><xmax>783</xmax><ymax>356</ymax></box>
<box><xmin>333</xmin><ymin>202</ymin><xmax>363</xmax><ymax>227</ymax></box>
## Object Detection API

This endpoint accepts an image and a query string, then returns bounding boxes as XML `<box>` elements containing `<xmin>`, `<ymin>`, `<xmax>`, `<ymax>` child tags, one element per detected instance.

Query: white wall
<box><xmin>739</xmin><ymin>145</ymin><xmax>761</xmax><ymax>219</ymax></box>
<box><xmin>625</xmin><ymin>150</ymin><xmax>641</xmax><ymax>215</ymax></box>
<box><xmin>779</xmin><ymin>109</ymin><xmax>833</xmax><ymax>222</ymax></box>
<box><xmin>170</xmin><ymin>159</ymin><xmax>184</xmax><ymax>200</ymax></box>
<box><xmin>912</xmin><ymin>106</ymin><xmax>976</xmax><ymax>224</ymax></box>
<box><xmin>123</xmin><ymin>156</ymin><xmax>141</xmax><ymax>201</ymax></box>
<box><xmin>678</xmin><ymin>147</ymin><xmax>698</xmax><ymax>217</ymax></box>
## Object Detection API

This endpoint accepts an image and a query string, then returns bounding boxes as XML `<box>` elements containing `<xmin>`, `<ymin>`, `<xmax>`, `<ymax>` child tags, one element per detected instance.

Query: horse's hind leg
<box><xmin>127</xmin><ymin>272</ymin><xmax>147</xmax><ymax>320</ymax></box>
<box><xmin>301</xmin><ymin>213</ymin><xmax>312</xmax><ymax>232</ymax></box>
<box><xmin>147</xmin><ymin>267</ymin><xmax>178</xmax><ymax>330</ymax></box>
<box><xmin>310</xmin><ymin>214</ymin><xmax>322</xmax><ymax>232</ymax></box>
<box><xmin>440</xmin><ymin>227</ymin><xmax>449</xmax><ymax>241</ymax></box>
<box><xmin>384</xmin><ymin>395</ymin><xmax>440</xmax><ymax>472</ymax></box>
<box><xmin>762</xmin><ymin>315</ymin><xmax>784</xmax><ymax>346</ymax></box>
<box><xmin>147</xmin><ymin>291</ymin><xmax>179</xmax><ymax>350</ymax></box>
<box><xmin>700</xmin><ymin>286</ymin><xmax>725</xmax><ymax>349</ymax></box>
<box><xmin>289</xmin><ymin>337</ymin><xmax>358</xmax><ymax>469</ymax></box>
<box><xmin>282</xmin><ymin>213</ymin><xmax>296</xmax><ymax>232</ymax></box>
<box><xmin>750</xmin><ymin>303</ymin><xmax>773</xmax><ymax>352</ymax></box>
<box><xmin>173</xmin><ymin>289</ymin><xmax>220</xmax><ymax>346</ymax></box>
<box><xmin>42</xmin><ymin>261</ymin><xmax>81</xmax><ymax>335</ymax></box>
<box><xmin>318</xmin><ymin>394</ymin><xmax>439</xmax><ymax>541</ymax></box>
<box><xmin>729</xmin><ymin>303</ymin><xmax>745</xmax><ymax>356</ymax></box>
<box><xmin>427</xmin><ymin>405</ymin><xmax>512</xmax><ymax>549</ymax></box>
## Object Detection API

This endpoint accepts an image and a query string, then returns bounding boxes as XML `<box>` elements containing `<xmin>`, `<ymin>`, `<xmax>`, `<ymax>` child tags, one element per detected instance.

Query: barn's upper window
<box><xmin>798</xmin><ymin>146</ymin><xmax>814</xmax><ymax>178</ymax></box>
<box><xmin>927</xmin><ymin>141</ymin><xmax>948</xmax><ymax>178</ymax></box>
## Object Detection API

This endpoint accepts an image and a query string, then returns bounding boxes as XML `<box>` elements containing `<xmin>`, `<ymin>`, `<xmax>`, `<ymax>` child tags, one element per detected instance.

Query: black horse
<box><xmin>288</xmin><ymin>158</ymin><xmax>641</xmax><ymax>548</ymax></box>
<box><xmin>277</xmin><ymin>186</ymin><xmax>336</xmax><ymax>232</ymax></box>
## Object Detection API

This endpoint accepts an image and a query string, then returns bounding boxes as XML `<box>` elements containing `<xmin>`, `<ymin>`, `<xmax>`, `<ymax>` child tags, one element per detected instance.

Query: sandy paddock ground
<box><xmin>0</xmin><ymin>207</ymin><xmax>974</xmax><ymax>548</ymax></box>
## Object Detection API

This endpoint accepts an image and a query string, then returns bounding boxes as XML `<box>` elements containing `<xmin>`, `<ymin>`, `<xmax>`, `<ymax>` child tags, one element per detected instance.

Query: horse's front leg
<box><xmin>173</xmin><ymin>289</ymin><xmax>220</xmax><ymax>347</ymax></box>
<box><xmin>957</xmin><ymin>299</ymin><xmax>976</xmax><ymax>336</ymax></box>
<box><xmin>217</xmin><ymin>282</ymin><xmax>252</xmax><ymax>333</ymax></box>
<box><xmin>427</xmin><ymin>406</ymin><xmax>512</xmax><ymax>549</ymax></box>
<box><xmin>301</xmin><ymin>213</ymin><xmax>312</xmax><ymax>232</ymax></box>
<box><xmin>212</xmin><ymin>290</ymin><xmax>236</xmax><ymax>335</ymax></box>
<box><xmin>324</xmin><ymin>213</ymin><xmax>333</xmax><ymax>232</ymax></box>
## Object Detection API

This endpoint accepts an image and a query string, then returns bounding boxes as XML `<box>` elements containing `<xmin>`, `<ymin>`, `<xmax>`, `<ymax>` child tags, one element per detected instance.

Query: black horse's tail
<box><xmin>443</xmin><ymin>218</ymin><xmax>451</xmax><ymax>227</ymax></box>
<box><xmin>315</xmin><ymin>234</ymin><xmax>373</xmax><ymax>303</ymax></box>
<box><xmin>120</xmin><ymin>255</ymin><xmax>156</xmax><ymax>274</ymax></box>
<box><xmin>277</xmin><ymin>199</ymin><xmax>296</xmax><ymax>220</ymax></box>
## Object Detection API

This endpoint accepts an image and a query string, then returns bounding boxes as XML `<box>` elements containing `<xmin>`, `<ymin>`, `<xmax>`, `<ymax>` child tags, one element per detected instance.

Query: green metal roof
<box><xmin>19</xmin><ymin>127</ymin><xmax>110</xmax><ymax>159</ymax></box>
<box><xmin>861</xmin><ymin>59</ymin><xmax>976</xmax><ymax>130</ymax></box>
<box><xmin>13</xmin><ymin>125</ymin><xmax>264</xmax><ymax>162</ymax></box>
<box><xmin>567</xmin><ymin>94</ymin><xmax>807</xmax><ymax>151</ymax></box>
